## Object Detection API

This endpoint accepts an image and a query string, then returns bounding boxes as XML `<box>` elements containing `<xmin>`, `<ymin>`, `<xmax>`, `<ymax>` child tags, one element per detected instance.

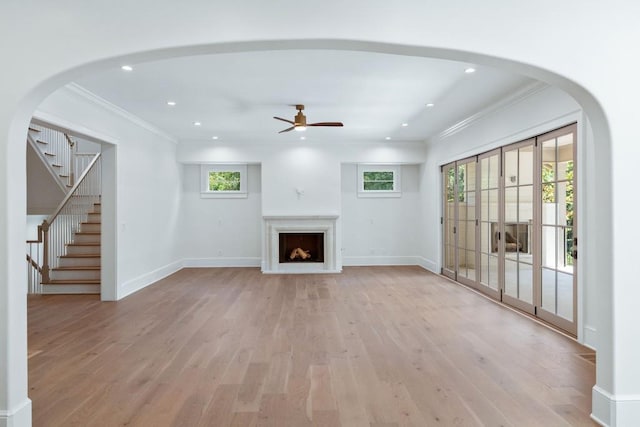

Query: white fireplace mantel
<box><xmin>262</xmin><ymin>215</ymin><xmax>340</xmax><ymax>274</ymax></box>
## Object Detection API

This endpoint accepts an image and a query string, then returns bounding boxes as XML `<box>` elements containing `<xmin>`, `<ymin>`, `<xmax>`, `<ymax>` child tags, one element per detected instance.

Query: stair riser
<box><xmin>58</xmin><ymin>257</ymin><xmax>101</xmax><ymax>268</ymax></box>
<box><xmin>41</xmin><ymin>284</ymin><xmax>100</xmax><ymax>295</ymax></box>
<box><xmin>50</xmin><ymin>269</ymin><xmax>100</xmax><ymax>281</ymax></box>
<box><xmin>67</xmin><ymin>245</ymin><xmax>100</xmax><ymax>255</ymax></box>
<box><xmin>80</xmin><ymin>223</ymin><xmax>101</xmax><ymax>233</ymax></box>
<box><xmin>73</xmin><ymin>234</ymin><xmax>101</xmax><ymax>244</ymax></box>
<box><xmin>93</xmin><ymin>205</ymin><xmax>101</xmax><ymax>213</ymax></box>
<box><xmin>87</xmin><ymin>212</ymin><xmax>101</xmax><ymax>221</ymax></box>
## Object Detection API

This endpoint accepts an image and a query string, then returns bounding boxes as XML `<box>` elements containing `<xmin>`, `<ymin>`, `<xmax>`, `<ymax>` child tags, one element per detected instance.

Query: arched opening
<box><xmin>4</xmin><ymin>40</ymin><xmax>613</xmax><ymax>425</ymax></box>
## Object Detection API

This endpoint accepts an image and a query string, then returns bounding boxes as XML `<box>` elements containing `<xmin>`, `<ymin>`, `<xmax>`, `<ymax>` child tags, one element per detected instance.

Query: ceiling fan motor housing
<box><xmin>294</xmin><ymin>111</ymin><xmax>307</xmax><ymax>127</ymax></box>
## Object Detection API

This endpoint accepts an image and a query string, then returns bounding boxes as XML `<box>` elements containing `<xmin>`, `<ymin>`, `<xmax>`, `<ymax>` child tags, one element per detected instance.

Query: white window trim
<box><xmin>200</xmin><ymin>164</ymin><xmax>248</xmax><ymax>198</ymax></box>
<box><xmin>357</xmin><ymin>164</ymin><xmax>401</xmax><ymax>198</ymax></box>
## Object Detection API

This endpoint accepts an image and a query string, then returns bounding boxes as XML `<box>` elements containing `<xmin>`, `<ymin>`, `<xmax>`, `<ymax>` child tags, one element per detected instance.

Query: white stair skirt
<box><xmin>263</xmin><ymin>215</ymin><xmax>340</xmax><ymax>274</ymax></box>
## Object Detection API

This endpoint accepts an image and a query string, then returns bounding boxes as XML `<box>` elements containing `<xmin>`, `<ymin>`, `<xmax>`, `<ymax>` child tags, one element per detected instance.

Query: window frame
<box><xmin>357</xmin><ymin>164</ymin><xmax>402</xmax><ymax>198</ymax></box>
<box><xmin>200</xmin><ymin>164</ymin><xmax>248</xmax><ymax>198</ymax></box>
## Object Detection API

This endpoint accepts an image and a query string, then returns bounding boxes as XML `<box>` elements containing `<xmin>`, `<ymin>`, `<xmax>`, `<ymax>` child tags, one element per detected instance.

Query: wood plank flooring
<box><xmin>28</xmin><ymin>266</ymin><xmax>596</xmax><ymax>426</ymax></box>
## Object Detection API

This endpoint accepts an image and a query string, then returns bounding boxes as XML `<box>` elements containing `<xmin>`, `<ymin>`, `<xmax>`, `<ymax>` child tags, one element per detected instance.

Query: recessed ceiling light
<box><xmin>426</xmin><ymin>103</ymin><xmax>435</xmax><ymax>107</ymax></box>
<box><xmin>300</xmin><ymin>136</ymin><xmax>306</xmax><ymax>140</ymax></box>
<box><xmin>212</xmin><ymin>136</ymin><xmax>219</xmax><ymax>140</ymax></box>
<box><xmin>121</xmin><ymin>65</ymin><xmax>133</xmax><ymax>72</ymax></box>
<box><xmin>401</xmin><ymin>123</ymin><xmax>409</xmax><ymax>127</ymax></box>
<box><xmin>465</xmin><ymin>67</ymin><xmax>476</xmax><ymax>74</ymax></box>
<box><xmin>167</xmin><ymin>101</ymin><xmax>176</xmax><ymax>106</ymax></box>
<box><xmin>385</xmin><ymin>136</ymin><xmax>391</xmax><ymax>140</ymax></box>
<box><xmin>193</xmin><ymin>121</ymin><xmax>201</xmax><ymax>126</ymax></box>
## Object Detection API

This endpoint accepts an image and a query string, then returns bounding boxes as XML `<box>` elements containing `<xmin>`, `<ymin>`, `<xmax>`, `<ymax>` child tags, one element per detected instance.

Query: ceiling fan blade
<box><xmin>274</xmin><ymin>116</ymin><xmax>295</xmax><ymax>125</ymax></box>
<box><xmin>308</xmin><ymin>122</ymin><xmax>344</xmax><ymax>127</ymax></box>
<box><xmin>279</xmin><ymin>126</ymin><xmax>295</xmax><ymax>133</ymax></box>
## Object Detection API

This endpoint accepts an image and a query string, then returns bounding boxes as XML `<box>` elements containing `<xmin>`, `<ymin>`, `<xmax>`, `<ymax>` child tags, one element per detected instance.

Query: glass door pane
<box><xmin>442</xmin><ymin>162</ymin><xmax>456</xmax><ymax>279</ymax></box>
<box><xmin>537</xmin><ymin>124</ymin><xmax>577</xmax><ymax>334</ymax></box>
<box><xmin>502</xmin><ymin>140</ymin><xmax>535</xmax><ymax>313</ymax></box>
<box><xmin>478</xmin><ymin>150</ymin><xmax>500</xmax><ymax>298</ymax></box>
<box><xmin>455</xmin><ymin>158</ymin><xmax>477</xmax><ymax>286</ymax></box>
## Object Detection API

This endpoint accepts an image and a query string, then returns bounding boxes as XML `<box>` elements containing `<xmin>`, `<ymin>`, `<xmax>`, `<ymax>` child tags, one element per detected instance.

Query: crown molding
<box><xmin>65</xmin><ymin>83</ymin><xmax>178</xmax><ymax>144</ymax></box>
<box><xmin>435</xmin><ymin>81</ymin><xmax>549</xmax><ymax>141</ymax></box>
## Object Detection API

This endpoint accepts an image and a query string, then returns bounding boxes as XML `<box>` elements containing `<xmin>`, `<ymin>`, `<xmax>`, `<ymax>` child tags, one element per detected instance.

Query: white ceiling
<box><xmin>75</xmin><ymin>50</ymin><xmax>534</xmax><ymax>144</ymax></box>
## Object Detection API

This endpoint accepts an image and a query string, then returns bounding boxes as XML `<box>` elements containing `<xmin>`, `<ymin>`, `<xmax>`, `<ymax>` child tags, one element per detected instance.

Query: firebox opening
<box><xmin>279</xmin><ymin>232</ymin><xmax>324</xmax><ymax>263</ymax></box>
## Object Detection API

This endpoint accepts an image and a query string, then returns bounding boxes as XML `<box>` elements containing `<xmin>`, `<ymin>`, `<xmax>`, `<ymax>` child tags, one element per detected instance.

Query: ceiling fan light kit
<box><xmin>273</xmin><ymin>104</ymin><xmax>343</xmax><ymax>134</ymax></box>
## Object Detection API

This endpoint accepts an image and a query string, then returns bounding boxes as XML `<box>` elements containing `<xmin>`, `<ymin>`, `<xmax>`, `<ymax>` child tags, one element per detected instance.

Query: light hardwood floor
<box><xmin>28</xmin><ymin>266</ymin><xmax>596</xmax><ymax>426</ymax></box>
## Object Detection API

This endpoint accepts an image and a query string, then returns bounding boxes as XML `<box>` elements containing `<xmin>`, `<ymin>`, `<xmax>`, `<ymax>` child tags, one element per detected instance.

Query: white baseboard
<box><xmin>343</xmin><ymin>256</ymin><xmax>422</xmax><ymax>267</ymax></box>
<box><xmin>416</xmin><ymin>256</ymin><xmax>438</xmax><ymax>273</ymax></box>
<box><xmin>182</xmin><ymin>257</ymin><xmax>261</xmax><ymax>268</ymax></box>
<box><xmin>0</xmin><ymin>399</ymin><xmax>31</xmax><ymax>427</ymax></box>
<box><xmin>592</xmin><ymin>385</ymin><xmax>640</xmax><ymax>426</ymax></box>
<box><xmin>119</xmin><ymin>260</ymin><xmax>183</xmax><ymax>299</ymax></box>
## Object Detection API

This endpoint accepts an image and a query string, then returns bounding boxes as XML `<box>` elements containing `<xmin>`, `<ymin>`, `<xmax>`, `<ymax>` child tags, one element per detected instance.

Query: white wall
<box><xmin>35</xmin><ymin>85</ymin><xmax>184</xmax><ymax>300</ymax></box>
<box><xmin>341</xmin><ymin>163</ymin><xmax>423</xmax><ymax>266</ymax></box>
<box><xmin>26</xmin><ymin>143</ymin><xmax>65</xmax><ymax>215</ymax></box>
<box><xmin>180</xmin><ymin>164</ymin><xmax>262</xmax><ymax>266</ymax></box>
<box><xmin>262</xmin><ymin>147</ymin><xmax>341</xmax><ymax>216</ymax></box>
<box><xmin>178</xmin><ymin>141</ymin><xmax>427</xmax><ymax>216</ymax></box>
<box><xmin>178</xmin><ymin>142</ymin><xmax>427</xmax><ymax>271</ymax></box>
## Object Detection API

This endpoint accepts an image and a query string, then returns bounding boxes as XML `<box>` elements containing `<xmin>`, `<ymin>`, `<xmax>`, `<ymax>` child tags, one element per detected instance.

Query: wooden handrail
<box><xmin>26</xmin><ymin>254</ymin><xmax>42</xmax><ymax>274</ymax></box>
<box><xmin>64</xmin><ymin>133</ymin><xmax>76</xmax><ymax>148</ymax></box>
<box><xmin>46</xmin><ymin>152</ymin><xmax>100</xmax><ymax>225</ymax></box>
<box><xmin>26</xmin><ymin>225</ymin><xmax>43</xmax><ymax>244</ymax></box>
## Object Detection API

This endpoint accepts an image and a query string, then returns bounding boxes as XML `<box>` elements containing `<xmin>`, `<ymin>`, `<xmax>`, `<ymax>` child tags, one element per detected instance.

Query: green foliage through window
<box><xmin>363</xmin><ymin>171</ymin><xmax>394</xmax><ymax>191</ymax></box>
<box><xmin>209</xmin><ymin>171</ymin><xmax>241</xmax><ymax>191</ymax></box>
<box><xmin>446</xmin><ymin>166</ymin><xmax>466</xmax><ymax>202</ymax></box>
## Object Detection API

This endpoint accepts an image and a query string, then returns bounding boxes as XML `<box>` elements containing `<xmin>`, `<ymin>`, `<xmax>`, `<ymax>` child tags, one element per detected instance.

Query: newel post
<box><xmin>41</xmin><ymin>219</ymin><xmax>50</xmax><ymax>283</ymax></box>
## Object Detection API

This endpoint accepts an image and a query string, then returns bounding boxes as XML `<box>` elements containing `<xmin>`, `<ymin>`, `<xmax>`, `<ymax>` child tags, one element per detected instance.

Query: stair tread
<box><xmin>53</xmin><ymin>266</ymin><xmax>100</xmax><ymax>271</ymax></box>
<box><xmin>36</xmin><ymin>139</ymin><xmax>48</xmax><ymax>144</ymax></box>
<box><xmin>52</xmin><ymin>164</ymin><xmax>62</xmax><ymax>167</ymax></box>
<box><xmin>75</xmin><ymin>231</ymin><xmax>101</xmax><ymax>235</ymax></box>
<box><xmin>44</xmin><ymin>280</ymin><xmax>101</xmax><ymax>285</ymax></box>
<box><xmin>29</xmin><ymin>127</ymin><xmax>41</xmax><ymax>132</ymax></box>
<box><xmin>67</xmin><ymin>242</ymin><xmax>100</xmax><ymax>246</ymax></box>
<box><xmin>82</xmin><ymin>221</ymin><xmax>101</xmax><ymax>224</ymax></box>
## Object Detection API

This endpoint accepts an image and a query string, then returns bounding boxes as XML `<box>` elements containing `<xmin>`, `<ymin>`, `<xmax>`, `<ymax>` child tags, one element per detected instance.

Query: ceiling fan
<box><xmin>273</xmin><ymin>104</ymin><xmax>343</xmax><ymax>133</ymax></box>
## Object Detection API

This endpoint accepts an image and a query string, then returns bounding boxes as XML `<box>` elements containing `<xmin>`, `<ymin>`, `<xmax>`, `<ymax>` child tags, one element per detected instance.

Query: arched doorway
<box><xmin>1</xmin><ymin>34</ymin><xmax>615</xmax><ymax>426</ymax></box>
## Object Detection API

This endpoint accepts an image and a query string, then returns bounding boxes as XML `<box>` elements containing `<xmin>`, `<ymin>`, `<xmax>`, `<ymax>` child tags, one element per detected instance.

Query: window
<box><xmin>209</xmin><ymin>171</ymin><xmax>241</xmax><ymax>191</ymax></box>
<box><xmin>357</xmin><ymin>164</ymin><xmax>401</xmax><ymax>197</ymax></box>
<box><xmin>201</xmin><ymin>164</ymin><xmax>247</xmax><ymax>198</ymax></box>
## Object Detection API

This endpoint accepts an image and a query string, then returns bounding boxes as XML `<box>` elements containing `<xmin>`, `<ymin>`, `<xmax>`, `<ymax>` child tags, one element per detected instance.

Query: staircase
<box><xmin>45</xmin><ymin>202</ymin><xmax>101</xmax><ymax>294</ymax></box>
<box><xmin>27</xmin><ymin>124</ymin><xmax>75</xmax><ymax>192</ymax></box>
<box><xmin>25</xmin><ymin>121</ymin><xmax>102</xmax><ymax>295</ymax></box>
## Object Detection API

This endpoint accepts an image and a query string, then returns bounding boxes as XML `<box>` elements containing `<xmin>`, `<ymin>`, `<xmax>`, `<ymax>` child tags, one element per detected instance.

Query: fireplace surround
<box><xmin>262</xmin><ymin>215</ymin><xmax>339</xmax><ymax>273</ymax></box>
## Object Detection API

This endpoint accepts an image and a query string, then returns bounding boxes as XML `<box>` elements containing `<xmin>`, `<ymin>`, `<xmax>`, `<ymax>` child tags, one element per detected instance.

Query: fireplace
<box><xmin>263</xmin><ymin>215</ymin><xmax>339</xmax><ymax>273</ymax></box>
<box><xmin>279</xmin><ymin>232</ymin><xmax>324</xmax><ymax>263</ymax></box>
